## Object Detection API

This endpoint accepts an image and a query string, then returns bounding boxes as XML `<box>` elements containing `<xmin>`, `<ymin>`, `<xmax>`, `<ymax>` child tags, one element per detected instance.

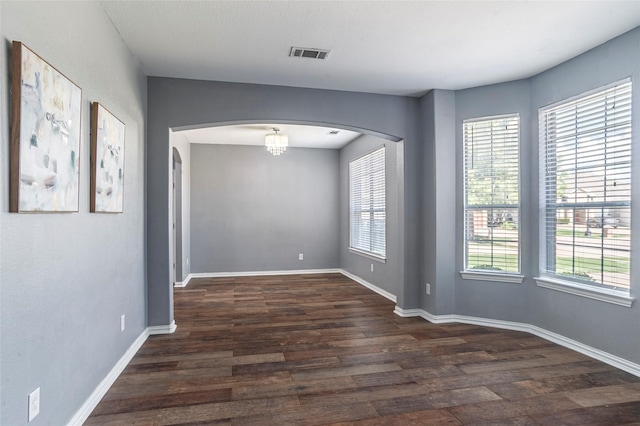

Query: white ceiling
<box><xmin>181</xmin><ymin>123</ymin><xmax>362</xmax><ymax>149</ymax></box>
<box><xmin>102</xmin><ymin>0</ymin><xmax>640</xmax><ymax>97</ymax></box>
<box><xmin>101</xmin><ymin>0</ymin><xmax>640</xmax><ymax>148</ymax></box>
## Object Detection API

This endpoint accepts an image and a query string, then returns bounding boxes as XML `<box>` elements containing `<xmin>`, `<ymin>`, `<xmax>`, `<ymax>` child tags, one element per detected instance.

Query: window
<box><xmin>349</xmin><ymin>146</ymin><xmax>386</xmax><ymax>259</ymax></box>
<box><xmin>464</xmin><ymin>115</ymin><xmax>520</xmax><ymax>274</ymax></box>
<box><xmin>540</xmin><ymin>80</ymin><xmax>632</xmax><ymax>292</ymax></box>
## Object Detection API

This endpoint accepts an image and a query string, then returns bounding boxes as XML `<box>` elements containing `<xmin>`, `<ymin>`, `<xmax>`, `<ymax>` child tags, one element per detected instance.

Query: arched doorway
<box><xmin>146</xmin><ymin>78</ymin><xmax>419</xmax><ymax>330</ymax></box>
<box><xmin>167</xmin><ymin>121</ymin><xmax>405</xmax><ymax>332</ymax></box>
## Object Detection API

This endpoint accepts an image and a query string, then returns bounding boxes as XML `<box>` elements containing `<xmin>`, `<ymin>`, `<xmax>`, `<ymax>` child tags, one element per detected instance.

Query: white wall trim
<box><xmin>460</xmin><ymin>270</ymin><xmax>524</xmax><ymax>284</ymax></box>
<box><xmin>67</xmin><ymin>329</ymin><xmax>149</xmax><ymax>426</ymax></box>
<box><xmin>340</xmin><ymin>269</ymin><xmax>397</xmax><ymax>302</ymax></box>
<box><xmin>535</xmin><ymin>276</ymin><xmax>634</xmax><ymax>307</ymax></box>
<box><xmin>68</xmin><ymin>275</ymin><xmax>638</xmax><ymax>426</ymax></box>
<box><xmin>69</xmin><ymin>320</ymin><xmax>179</xmax><ymax>425</ymax></box>
<box><xmin>174</xmin><ymin>274</ymin><xmax>192</xmax><ymax>288</ymax></box>
<box><xmin>348</xmin><ymin>248</ymin><xmax>387</xmax><ymax>263</ymax></box>
<box><xmin>187</xmin><ymin>269</ymin><xmax>342</xmax><ymax>280</ymax></box>
<box><xmin>393</xmin><ymin>307</ymin><xmax>640</xmax><ymax>378</ymax></box>
<box><xmin>148</xmin><ymin>320</ymin><xmax>177</xmax><ymax>335</ymax></box>
<box><xmin>174</xmin><ymin>269</ymin><xmax>396</xmax><ymax>303</ymax></box>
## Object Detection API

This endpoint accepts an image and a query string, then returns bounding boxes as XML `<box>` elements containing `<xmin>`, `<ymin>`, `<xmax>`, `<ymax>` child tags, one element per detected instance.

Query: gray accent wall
<box><xmin>190</xmin><ymin>144</ymin><xmax>340</xmax><ymax>272</ymax></box>
<box><xmin>454</xmin><ymin>80</ymin><xmax>532</xmax><ymax>323</ymax></box>
<box><xmin>340</xmin><ymin>135</ymin><xmax>402</xmax><ymax>297</ymax></box>
<box><xmin>452</xmin><ymin>28</ymin><xmax>640</xmax><ymax>364</ymax></box>
<box><xmin>421</xmin><ymin>90</ymin><xmax>457</xmax><ymax>315</ymax></box>
<box><xmin>147</xmin><ymin>78</ymin><xmax>420</xmax><ymax>327</ymax></box>
<box><xmin>148</xmin><ymin>27</ymin><xmax>640</xmax><ymax>368</ymax></box>
<box><xmin>527</xmin><ymin>27</ymin><xmax>640</xmax><ymax>364</ymax></box>
<box><xmin>0</xmin><ymin>2</ymin><xmax>147</xmax><ymax>425</ymax></box>
<box><xmin>1</xmin><ymin>3</ymin><xmax>638</xmax><ymax>424</ymax></box>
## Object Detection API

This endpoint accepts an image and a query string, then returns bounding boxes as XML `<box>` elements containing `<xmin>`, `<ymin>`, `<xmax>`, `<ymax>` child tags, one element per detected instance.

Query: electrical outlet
<box><xmin>298</xmin><ymin>253</ymin><xmax>303</xmax><ymax>261</ymax></box>
<box><xmin>371</xmin><ymin>264</ymin><xmax>374</xmax><ymax>272</ymax></box>
<box><xmin>28</xmin><ymin>387</ymin><xmax>40</xmax><ymax>422</ymax></box>
<box><xmin>120</xmin><ymin>314</ymin><xmax>126</xmax><ymax>332</ymax></box>
<box><xmin>426</xmin><ymin>283</ymin><xmax>431</xmax><ymax>295</ymax></box>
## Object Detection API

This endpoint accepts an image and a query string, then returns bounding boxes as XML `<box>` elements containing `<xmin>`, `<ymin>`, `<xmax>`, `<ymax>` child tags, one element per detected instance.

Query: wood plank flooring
<box><xmin>86</xmin><ymin>273</ymin><xmax>640</xmax><ymax>425</ymax></box>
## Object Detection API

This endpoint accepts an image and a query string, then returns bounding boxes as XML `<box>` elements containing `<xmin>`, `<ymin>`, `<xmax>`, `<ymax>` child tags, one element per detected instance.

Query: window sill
<box><xmin>348</xmin><ymin>248</ymin><xmax>386</xmax><ymax>263</ymax></box>
<box><xmin>534</xmin><ymin>276</ymin><xmax>634</xmax><ymax>307</ymax></box>
<box><xmin>460</xmin><ymin>270</ymin><xmax>524</xmax><ymax>283</ymax></box>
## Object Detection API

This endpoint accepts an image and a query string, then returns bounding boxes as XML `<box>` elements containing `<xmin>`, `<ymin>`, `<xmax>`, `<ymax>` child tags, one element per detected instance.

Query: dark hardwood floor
<box><xmin>86</xmin><ymin>273</ymin><xmax>640</xmax><ymax>425</ymax></box>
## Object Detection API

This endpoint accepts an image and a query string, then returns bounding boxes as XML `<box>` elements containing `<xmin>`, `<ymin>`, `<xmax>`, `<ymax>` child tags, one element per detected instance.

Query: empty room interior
<box><xmin>2</xmin><ymin>1</ymin><xmax>640</xmax><ymax>425</ymax></box>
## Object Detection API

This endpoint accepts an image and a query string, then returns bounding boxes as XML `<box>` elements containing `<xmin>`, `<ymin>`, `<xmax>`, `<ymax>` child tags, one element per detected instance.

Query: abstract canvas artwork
<box><xmin>90</xmin><ymin>102</ymin><xmax>125</xmax><ymax>213</ymax></box>
<box><xmin>10</xmin><ymin>41</ymin><xmax>82</xmax><ymax>212</ymax></box>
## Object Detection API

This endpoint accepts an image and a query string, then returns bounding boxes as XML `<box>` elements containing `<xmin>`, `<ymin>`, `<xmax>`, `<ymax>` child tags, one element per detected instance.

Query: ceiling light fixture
<box><xmin>265</xmin><ymin>128</ymin><xmax>288</xmax><ymax>156</ymax></box>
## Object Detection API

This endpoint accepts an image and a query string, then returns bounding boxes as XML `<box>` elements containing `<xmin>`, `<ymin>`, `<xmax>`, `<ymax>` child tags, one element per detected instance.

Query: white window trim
<box><xmin>348</xmin><ymin>248</ymin><xmax>387</xmax><ymax>263</ymax></box>
<box><xmin>463</xmin><ymin>113</ymin><xmax>521</xmax><ymax>275</ymax></box>
<box><xmin>538</xmin><ymin>78</ymin><xmax>632</xmax><ymax>294</ymax></box>
<box><xmin>460</xmin><ymin>270</ymin><xmax>524</xmax><ymax>284</ymax></box>
<box><xmin>534</xmin><ymin>276</ymin><xmax>634</xmax><ymax>307</ymax></box>
<box><xmin>349</xmin><ymin>145</ymin><xmax>387</xmax><ymax>259</ymax></box>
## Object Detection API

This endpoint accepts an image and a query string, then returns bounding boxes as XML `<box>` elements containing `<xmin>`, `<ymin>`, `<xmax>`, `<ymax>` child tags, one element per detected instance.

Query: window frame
<box><xmin>536</xmin><ymin>79</ymin><xmax>633</xmax><ymax>304</ymax></box>
<box><xmin>349</xmin><ymin>146</ymin><xmax>387</xmax><ymax>261</ymax></box>
<box><xmin>461</xmin><ymin>113</ymin><xmax>522</xmax><ymax>281</ymax></box>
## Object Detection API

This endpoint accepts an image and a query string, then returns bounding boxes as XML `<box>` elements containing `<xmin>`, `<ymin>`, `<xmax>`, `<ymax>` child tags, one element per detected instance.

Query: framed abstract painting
<box><xmin>90</xmin><ymin>102</ymin><xmax>125</xmax><ymax>213</ymax></box>
<box><xmin>10</xmin><ymin>41</ymin><xmax>82</xmax><ymax>212</ymax></box>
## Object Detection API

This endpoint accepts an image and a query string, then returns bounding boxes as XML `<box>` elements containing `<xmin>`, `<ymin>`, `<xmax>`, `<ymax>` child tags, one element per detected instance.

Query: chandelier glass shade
<box><xmin>265</xmin><ymin>128</ymin><xmax>288</xmax><ymax>156</ymax></box>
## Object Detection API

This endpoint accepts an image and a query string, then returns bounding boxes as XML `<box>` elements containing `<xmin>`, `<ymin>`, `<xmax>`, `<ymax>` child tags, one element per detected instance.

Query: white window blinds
<box><xmin>349</xmin><ymin>146</ymin><xmax>386</xmax><ymax>258</ymax></box>
<box><xmin>464</xmin><ymin>115</ymin><xmax>520</xmax><ymax>273</ymax></box>
<box><xmin>540</xmin><ymin>80</ymin><xmax>632</xmax><ymax>291</ymax></box>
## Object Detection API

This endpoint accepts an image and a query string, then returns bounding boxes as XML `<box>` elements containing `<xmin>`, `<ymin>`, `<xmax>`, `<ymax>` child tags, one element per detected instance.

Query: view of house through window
<box><xmin>463</xmin><ymin>115</ymin><xmax>520</xmax><ymax>273</ymax></box>
<box><xmin>349</xmin><ymin>146</ymin><xmax>386</xmax><ymax>259</ymax></box>
<box><xmin>540</xmin><ymin>80</ymin><xmax>632</xmax><ymax>291</ymax></box>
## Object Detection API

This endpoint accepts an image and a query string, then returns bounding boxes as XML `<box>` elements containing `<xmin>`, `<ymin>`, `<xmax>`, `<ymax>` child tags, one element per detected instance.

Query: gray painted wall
<box><xmin>147</xmin><ymin>78</ymin><xmax>420</xmax><ymax>326</ymax></box>
<box><xmin>0</xmin><ymin>2</ymin><xmax>147</xmax><ymax>425</ymax></box>
<box><xmin>421</xmin><ymin>90</ymin><xmax>457</xmax><ymax>315</ymax></box>
<box><xmin>454</xmin><ymin>80</ymin><xmax>531</xmax><ymax>323</ymax></box>
<box><xmin>1</xmin><ymin>3</ymin><xmax>637</xmax><ymax>424</ymax></box>
<box><xmin>340</xmin><ymin>135</ymin><xmax>402</xmax><ymax>296</ymax></box>
<box><xmin>527</xmin><ymin>27</ymin><xmax>640</xmax><ymax>364</ymax></box>
<box><xmin>452</xmin><ymin>28</ymin><xmax>640</xmax><ymax>364</ymax></box>
<box><xmin>190</xmin><ymin>144</ymin><xmax>340</xmax><ymax>272</ymax></box>
<box><xmin>147</xmin><ymin>28</ymin><xmax>640</xmax><ymax>367</ymax></box>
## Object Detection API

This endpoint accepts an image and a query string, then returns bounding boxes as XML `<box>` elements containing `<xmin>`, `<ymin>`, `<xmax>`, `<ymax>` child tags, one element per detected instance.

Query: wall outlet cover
<box><xmin>28</xmin><ymin>387</ymin><xmax>40</xmax><ymax>422</ymax></box>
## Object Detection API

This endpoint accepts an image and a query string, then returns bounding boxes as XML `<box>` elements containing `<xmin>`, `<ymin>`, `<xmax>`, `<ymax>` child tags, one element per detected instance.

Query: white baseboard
<box><xmin>68</xmin><ymin>268</ymin><xmax>391</xmax><ymax>425</ymax></box>
<box><xmin>174</xmin><ymin>275</ymin><xmax>192</xmax><ymax>288</ymax></box>
<box><xmin>66</xmin><ymin>329</ymin><xmax>149</xmax><ymax>425</ymax></box>
<box><xmin>394</xmin><ymin>307</ymin><xmax>640</xmax><ymax>378</ymax></box>
<box><xmin>168</xmin><ymin>270</ymin><xmax>640</xmax><ymax>378</ymax></box>
<box><xmin>180</xmin><ymin>268</ymin><xmax>397</xmax><ymax>304</ymax></box>
<box><xmin>68</xmin><ymin>320</ymin><xmax>179</xmax><ymax>425</ymax></box>
<box><xmin>148</xmin><ymin>320</ymin><xmax>177</xmax><ymax>335</ymax></box>
<box><xmin>191</xmin><ymin>268</ymin><xmax>342</xmax><ymax>278</ymax></box>
<box><xmin>340</xmin><ymin>269</ymin><xmax>397</xmax><ymax>303</ymax></box>
<box><xmin>68</xmin><ymin>274</ymin><xmax>639</xmax><ymax>426</ymax></box>
<box><xmin>177</xmin><ymin>269</ymin><xmax>343</xmax><ymax>287</ymax></box>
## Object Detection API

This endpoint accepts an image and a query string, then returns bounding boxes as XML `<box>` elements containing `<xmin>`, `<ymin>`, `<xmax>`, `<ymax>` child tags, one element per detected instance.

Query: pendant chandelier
<box><xmin>265</xmin><ymin>128</ymin><xmax>288</xmax><ymax>156</ymax></box>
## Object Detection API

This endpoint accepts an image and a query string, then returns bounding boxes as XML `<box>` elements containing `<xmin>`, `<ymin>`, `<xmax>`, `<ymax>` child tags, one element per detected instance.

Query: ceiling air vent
<box><xmin>327</xmin><ymin>130</ymin><xmax>340</xmax><ymax>135</ymax></box>
<box><xmin>289</xmin><ymin>47</ymin><xmax>330</xmax><ymax>60</ymax></box>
